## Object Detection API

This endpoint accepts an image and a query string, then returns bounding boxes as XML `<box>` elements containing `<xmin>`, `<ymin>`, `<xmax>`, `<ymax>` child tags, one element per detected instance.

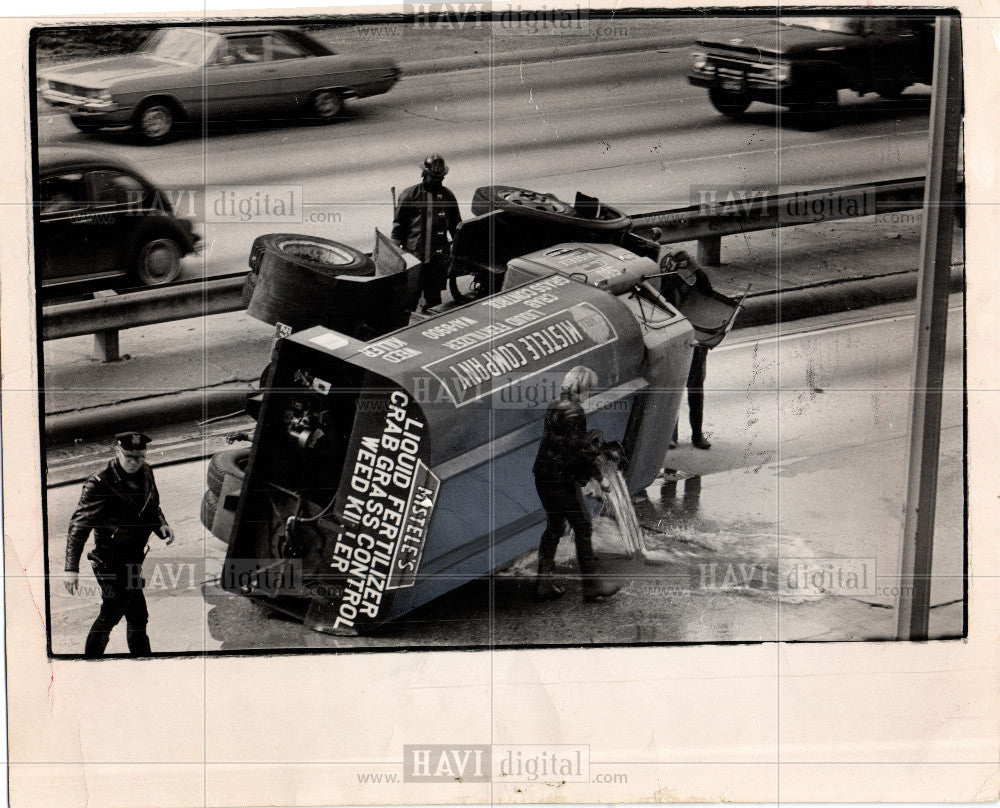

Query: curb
<box><xmin>43</xmin><ymin>268</ymin><xmax>964</xmax><ymax>445</ymax></box>
<box><xmin>400</xmin><ymin>32</ymin><xmax>688</xmax><ymax>76</ymax></box>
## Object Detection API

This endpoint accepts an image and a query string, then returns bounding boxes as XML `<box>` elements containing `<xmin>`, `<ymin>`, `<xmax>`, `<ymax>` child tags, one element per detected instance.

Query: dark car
<box><xmin>38</xmin><ymin>26</ymin><xmax>401</xmax><ymax>144</ymax></box>
<box><xmin>37</xmin><ymin>146</ymin><xmax>200</xmax><ymax>295</ymax></box>
<box><xmin>688</xmin><ymin>16</ymin><xmax>935</xmax><ymax>127</ymax></box>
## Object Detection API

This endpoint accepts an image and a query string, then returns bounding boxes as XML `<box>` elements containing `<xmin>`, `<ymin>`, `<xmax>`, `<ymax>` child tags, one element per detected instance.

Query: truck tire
<box><xmin>200</xmin><ymin>489</ymin><xmax>219</xmax><ymax>532</ymax></box>
<box><xmin>241</xmin><ymin>270</ymin><xmax>257</xmax><ymax>308</ymax></box>
<box><xmin>471</xmin><ymin>185</ymin><xmax>577</xmax><ymax>218</ymax></box>
<box><xmin>206</xmin><ymin>447</ymin><xmax>250</xmax><ymax>497</ymax></box>
<box><xmin>708</xmin><ymin>87</ymin><xmax>750</xmax><ymax>117</ymax></box>
<box><xmin>245</xmin><ymin>234</ymin><xmax>377</xmax><ymax>332</ymax></box>
<box><xmin>251</xmin><ymin>233</ymin><xmax>373</xmax><ymax>275</ymax></box>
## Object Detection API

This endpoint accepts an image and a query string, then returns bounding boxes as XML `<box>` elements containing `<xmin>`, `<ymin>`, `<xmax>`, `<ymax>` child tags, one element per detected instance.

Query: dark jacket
<box><xmin>391</xmin><ymin>181</ymin><xmax>461</xmax><ymax>263</ymax></box>
<box><xmin>65</xmin><ymin>460</ymin><xmax>168</xmax><ymax>572</ymax></box>
<box><xmin>533</xmin><ymin>393</ymin><xmax>601</xmax><ymax>483</ymax></box>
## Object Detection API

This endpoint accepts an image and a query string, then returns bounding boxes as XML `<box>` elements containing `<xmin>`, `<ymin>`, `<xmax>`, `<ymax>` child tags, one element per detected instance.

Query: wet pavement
<box><xmin>44</xmin><ymin>298</ymin><xmax>965</xmax><ymax>655</ymax></box>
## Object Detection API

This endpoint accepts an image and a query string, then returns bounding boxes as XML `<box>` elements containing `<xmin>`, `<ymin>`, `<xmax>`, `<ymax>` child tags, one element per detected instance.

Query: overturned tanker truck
<box><xmin>202</xmin><ymin>185</ymin><xmax>744</xmax><ymax>635</ymax></box>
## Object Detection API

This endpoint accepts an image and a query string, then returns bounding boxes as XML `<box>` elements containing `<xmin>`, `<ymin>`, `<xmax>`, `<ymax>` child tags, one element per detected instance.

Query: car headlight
<box><xmin>692</xmin><ymin>51</ymin><xmax>708</xmax><ymax>70</ymax></box>
<box><xmin>84</xmin><ymin>88</ymin><xmax>115</xmax><ymax>108</ymax></box>
<box><xmin>771</xmin><ymin>62</ymin><xmax>791</xmax><ymax>83</ymax></box>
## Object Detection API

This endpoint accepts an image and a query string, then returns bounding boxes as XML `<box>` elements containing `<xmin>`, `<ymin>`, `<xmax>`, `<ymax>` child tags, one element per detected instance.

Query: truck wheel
<box><xmin>245</xmin><ymin>234</ymin><xmax>376</xmax><ymax>331</ymax></box>
<box><xmin>200</xmin><ymin>489</ymin><xmax>219</xmax><ymax>532</ymax></box>
<box><xmin>708</xmin><ymin>87</ymin><xmax>750</xmax><ymax>117</ymax></box>
<box><xmin>449</xmin><ymin>271</ymin><xmax>495</xmax><ymax>304</ymax></box>
<box><xmin>251</xmin><ymin>234</ymin><xmax>372</xmax><ymax>275</ymax></box>
<box><xmin>471</xmin><ymin>185</ymin><xmax>577</xmax><ymax>218</ymax></box>
<box><xmin>206</xmin><ymin>447</ymin><xmax>250</xmax><ymax>497</ymax></box>
<box><xmin>241</xmin><ymin>271</ymin><xmax>257</xmax><ymax>308</ymax></box>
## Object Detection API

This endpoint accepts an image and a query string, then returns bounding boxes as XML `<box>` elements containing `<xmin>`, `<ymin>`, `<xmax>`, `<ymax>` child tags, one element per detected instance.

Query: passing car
<box><xmin>688</xmin><ymin>16</ymin><xmax>934</xmax><ymax>128</ymax></box>
<box><xmin>38</xmin><ymin>26</ymin><xmax>401</xmax><ymax>144</ymax></box>
<box><xmin>37</xmin><ymin>146</ymin><xmax>199</xmax><ymax>295</ymax></box>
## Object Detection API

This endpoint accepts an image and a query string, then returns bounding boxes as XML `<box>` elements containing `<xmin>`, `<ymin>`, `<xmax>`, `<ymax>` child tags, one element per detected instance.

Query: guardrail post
<box><xmin>696</xmin><ymin>235</ymin><xmax>722</xmax><ymax>266</ymax></box>
<box><xmin>92</xmin><ymin>290</ymin><xmax>120</xmax><ymax>362</ymax></box>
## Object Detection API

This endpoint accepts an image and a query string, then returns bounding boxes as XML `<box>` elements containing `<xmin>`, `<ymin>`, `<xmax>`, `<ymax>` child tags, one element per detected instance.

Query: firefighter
<box><xmin>391</xmin><ymin>154</ymin><xmax>461</xmax><ymax>312</ymax></box>
<box><xmin>660</xmin><ymin>250</ymin><xmax>714</xmax><ymax>450</ymax></box>
<box><xmin>64</xmin><ymin>432</ymin><xmax>174</xmax><ymax>657</ymax></box>
<box><xmin>532</xmin><ymin>366</ymin><xmax>621</xmax><ymax>602</ymax></box>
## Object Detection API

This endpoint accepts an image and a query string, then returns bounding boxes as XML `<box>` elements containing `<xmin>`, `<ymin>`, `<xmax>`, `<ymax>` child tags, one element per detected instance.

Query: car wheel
<box><xmin>206</xmin><ymin>447</ymin><xmax>250</xmax><ymax>497</ymax></box>
<box><xmin>449</xmin><ymin>270</ymin><xmax>496</xmax><ymax>305</ymax></box>
<box><xmin>708</xmin><ymin>87</ymin><xmax>751</xmax><ymax>117</ymax></box>
<box><xmin>134</xmin><ymin>99</ymin><xmax>176</xmax><ymax>145</ymax></box>
<box><xmin>132</xmin><ymin>236</ymin><xmax>183</xmax><ymax>285</ymax></box>
<box><xmin>308</xmin><ymin>90</ymin><xmax>344</xmax><ymax>123</ymax></box>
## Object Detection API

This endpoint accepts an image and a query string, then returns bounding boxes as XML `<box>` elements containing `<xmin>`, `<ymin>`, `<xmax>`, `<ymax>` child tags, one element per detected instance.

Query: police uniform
<box><xmin>391</xmin><ymin>156</ymin><xmax>461</xmax><ymax>309</ymax></box>
<box><xmin>65</xmin><ymin>432</ymin><xmax>169</xmax><ymax>656</ymax></box>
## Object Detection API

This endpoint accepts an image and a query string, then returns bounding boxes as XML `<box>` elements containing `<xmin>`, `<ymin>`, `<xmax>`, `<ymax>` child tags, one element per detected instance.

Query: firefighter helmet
<box><xmin>421</xmin><ymin>154</ymin><xmax>449</xmax><ymax>179</ymax></box>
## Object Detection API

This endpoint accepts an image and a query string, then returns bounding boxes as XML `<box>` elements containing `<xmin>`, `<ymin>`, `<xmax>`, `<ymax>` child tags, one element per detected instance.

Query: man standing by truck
<box><xmin>64</xmin><ymin>432</ymin><xmax>174</xmax><ymax>657</ymax></box>
<box><xmin>392</xmin><ymin>154</ymin><xmax>461</xmax><ymax>313</ymax></box>
<box><xmin>532</xmin><ymin>366</ymin><xmax>621</xmax><ymax>602</ymax></box>
<box><xmin>660</xmin><ymin>251</ymin><xmax>715</xmax><ymax>450</ymax></box>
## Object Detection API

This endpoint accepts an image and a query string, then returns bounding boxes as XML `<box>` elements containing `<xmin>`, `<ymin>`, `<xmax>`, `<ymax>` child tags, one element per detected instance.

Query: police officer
<box><xmin>64</xmin><ymin>432</ymin><xmax>174</xmax><ymax>657</ymax></box>
<box><xmin>660</xmin><ymin>250</ymin><xmax>714</xmax><ymax>450</ymax></box>
<box><xmin>532</xmin><ymin>366</ymin><xmax>621</xmax><ymax>602</ymax></box>
<box><xmin>391</xmin><ymin>154</ymin><xmax>461</xmax><ymax>312</ymax></box>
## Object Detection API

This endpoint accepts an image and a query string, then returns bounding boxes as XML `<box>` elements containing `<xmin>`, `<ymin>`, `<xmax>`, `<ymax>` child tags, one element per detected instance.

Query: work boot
<box><xmin>535</xmin><ymin>556</ymin><xmax>565</xmax><ymax>600</ymax></box>
<box><xmin>578</xmin><ymin>556</ymin><xmax>621</xmax><ymax>601</ymax></box>
<box><xmin>692</xmin><ymin>433</ymin><xmax>712</xmax><ymax>450</ymax></box>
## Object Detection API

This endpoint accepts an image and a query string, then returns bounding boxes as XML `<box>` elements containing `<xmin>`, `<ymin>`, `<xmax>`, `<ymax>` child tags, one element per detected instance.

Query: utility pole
<box><xmin>896</xmin><ymin>15</ymin><xmax>963</xmax><ymax>640</ymax></box>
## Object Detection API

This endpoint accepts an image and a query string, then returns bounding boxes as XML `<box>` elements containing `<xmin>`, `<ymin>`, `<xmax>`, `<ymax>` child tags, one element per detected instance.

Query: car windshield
<box><xmin>780</xmin><ymin>17</ymin><xmax>862</xmax><ymax>35</ymax></box>
<box><xmin>138</xmin><ymin>28</ymin><xmax>217</xmax><ymax>65</ymax></box>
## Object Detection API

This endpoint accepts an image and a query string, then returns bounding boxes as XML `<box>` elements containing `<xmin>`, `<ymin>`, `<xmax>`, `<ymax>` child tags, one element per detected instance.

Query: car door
<box><xmin>38</xmin><ymin>170</ymin><xmax>112</xmax><ymax>285</ymax></box>
<box><xmin>203</xmin><ymin>33</ymin><xmax>285</xmax><ymax>119</ymax></box>
<box><xmin>84</xmin><ymin>169</ymin><xmax>151</xmax><ymax>276</ymax></box>
<box><xmin>267</xmin><ymin>32</ymin><xmax>316</xmax><ymax>109</ymax></box>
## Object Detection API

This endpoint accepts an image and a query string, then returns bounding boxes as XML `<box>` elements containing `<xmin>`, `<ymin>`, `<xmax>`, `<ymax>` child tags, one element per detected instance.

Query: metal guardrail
<box><xmin>628</xmin><ymin>176</ymin><xmax>962</xmax><ymax>264</ymax></box>
<box><xmin>42</xmin><ymin>176</ymin><xmax>960</xmax><ymax>361</ymax></box>
<box><xmin>43</xmin><ymin>273</ymin><xmax>247</xmax><ymax>361</ymax></box>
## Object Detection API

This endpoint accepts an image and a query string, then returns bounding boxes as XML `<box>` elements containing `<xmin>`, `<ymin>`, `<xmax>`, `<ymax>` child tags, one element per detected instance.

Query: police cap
<box><xmin>115</xmin><ymin>432</ymin><xmax>151</xmax><ymax>451</ymax></box>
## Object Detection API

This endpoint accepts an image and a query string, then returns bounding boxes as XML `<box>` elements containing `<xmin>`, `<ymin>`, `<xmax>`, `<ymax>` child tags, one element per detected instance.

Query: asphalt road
<box><xmin>44</xmin><ymin>298</ymin><xmax>964</xmax><ymax>655</ymax></box>
<box><xmin>36</xmin><ymin>47</ymin><xmax>933</xmax><ymax>283</ymax></box>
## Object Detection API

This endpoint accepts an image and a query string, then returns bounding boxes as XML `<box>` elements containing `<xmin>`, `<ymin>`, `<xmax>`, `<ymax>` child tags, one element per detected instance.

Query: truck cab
<box><xmin>687</xmin><ymin>16</ymin><xmax>935</xmax><ymax>127</ymax></box>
